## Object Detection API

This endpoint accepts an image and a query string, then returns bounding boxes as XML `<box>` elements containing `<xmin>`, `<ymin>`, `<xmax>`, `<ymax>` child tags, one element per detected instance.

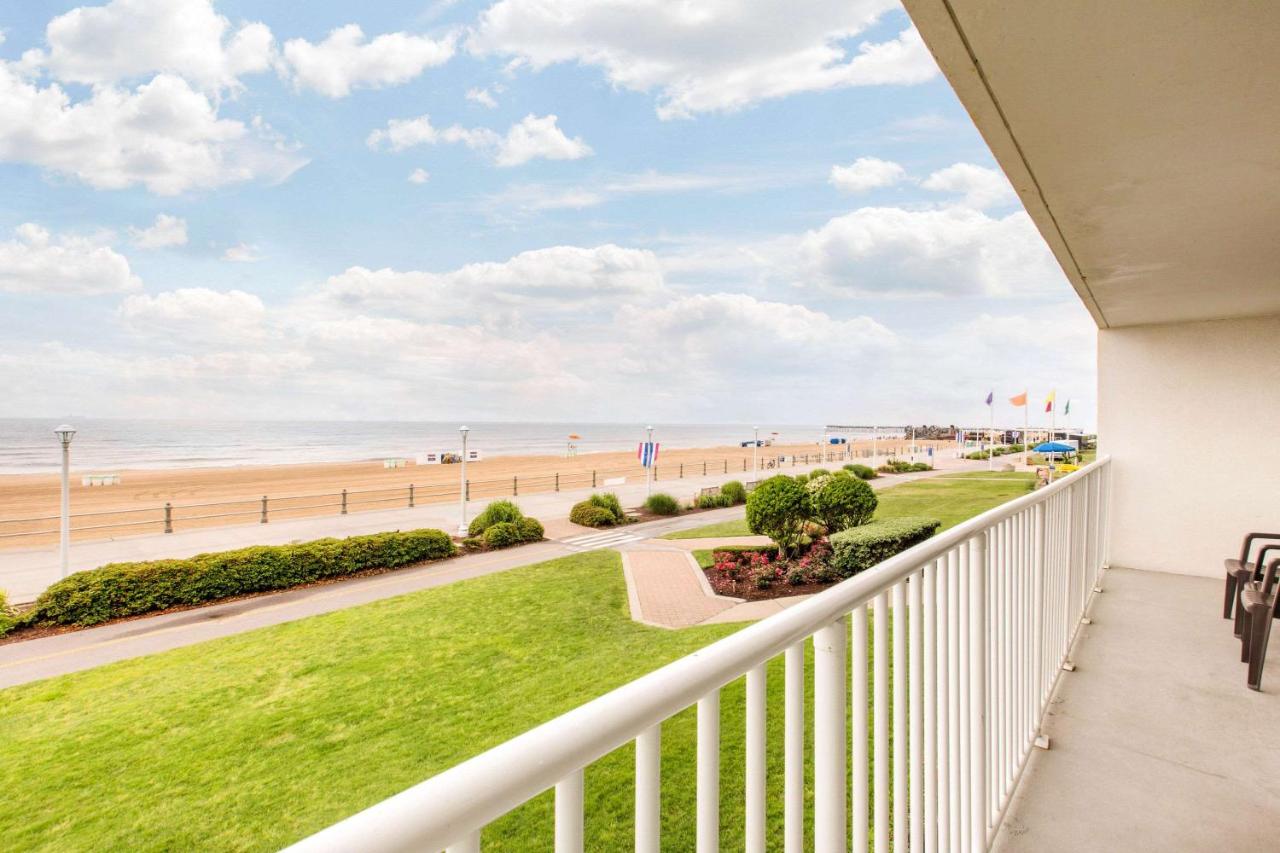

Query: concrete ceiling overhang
<box><xmin>903</xmin><ymin>0</ymin><xmax>1280</xmax><ymax>328</ymax></box>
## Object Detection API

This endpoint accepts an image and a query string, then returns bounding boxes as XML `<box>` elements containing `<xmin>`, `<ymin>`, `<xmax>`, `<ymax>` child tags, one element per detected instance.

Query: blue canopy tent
<box><xmin>1033</xmin><ymin>441</ymin><xmax>1076</xmax><ymax>454</ymax></box>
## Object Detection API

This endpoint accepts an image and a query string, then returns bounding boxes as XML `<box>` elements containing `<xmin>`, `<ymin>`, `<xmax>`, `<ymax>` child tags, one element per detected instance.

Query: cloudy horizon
<box><xmin>0</xmin><ymin>0</ymin><xmax>1096</xmax><ymax>430</ymax></box>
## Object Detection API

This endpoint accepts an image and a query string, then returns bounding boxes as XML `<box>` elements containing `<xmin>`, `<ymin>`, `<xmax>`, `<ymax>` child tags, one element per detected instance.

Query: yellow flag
<box><xmin>1045</xmin><ymin>390</ymin><xmax>1056</xmax><ymax>413</ymax></box>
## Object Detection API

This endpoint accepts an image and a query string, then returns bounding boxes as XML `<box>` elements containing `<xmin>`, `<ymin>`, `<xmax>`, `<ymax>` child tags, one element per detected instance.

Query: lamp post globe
<box><xmin>54</xmin><ymin>425</ymin><xmax>76</xmax><ymax>578</ymax></box>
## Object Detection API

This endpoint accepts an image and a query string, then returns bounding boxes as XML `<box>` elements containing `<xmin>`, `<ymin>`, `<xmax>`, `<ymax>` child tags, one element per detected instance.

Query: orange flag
<box><xmin>1009</xmin><ymin>391</ymin><xmax>1028</xmax><ymax>406</ymax></box>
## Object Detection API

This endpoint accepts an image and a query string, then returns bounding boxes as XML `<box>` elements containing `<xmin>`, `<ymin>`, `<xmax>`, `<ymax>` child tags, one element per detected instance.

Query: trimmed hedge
<box><xmin>483</xmin><ymin>521</ymin><xmax>523</xmax><ymax>549</ymax></box>
<box><xmin>23</xmin><ymin>528</ymin><xmax>457</xmax><ymax>628</ymax></box>
<box><xmin>720</xmin><ymin>480</ymin><xmax>747</xmax><ymax>504</ymax></box>
<box><xmin>843</xmin><ymin>463</ymin><xmax>878</xmax><ymax>480</ymax></box>
<box><xmin>570</xmin><ymin>502</ymin><xmax>616</xmax><ymax>527</ymax></box>
<box><xmin>697</xmin><ymin>492</ymin><xmax>731</xmax><ymax>509</ymax></box>
<box><xmin>828</xmin><ymin>517</ymin><xmax>941</xmax><ymax>579</ymax></box>
<box><xmin>517</xmin><ymin>517</ymin><xmax>545</xmax><ymax>542</ymax></box>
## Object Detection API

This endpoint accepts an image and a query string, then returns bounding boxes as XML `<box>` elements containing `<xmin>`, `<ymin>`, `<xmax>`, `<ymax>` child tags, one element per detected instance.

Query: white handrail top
<box><xmin>286</xmin><ymin>457</ymin><xmax>1109</xmax><ymax>852</ymax></box>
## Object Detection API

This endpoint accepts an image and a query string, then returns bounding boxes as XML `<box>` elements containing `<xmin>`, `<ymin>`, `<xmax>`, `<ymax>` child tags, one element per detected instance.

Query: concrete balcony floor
<box><xmin>994</xmin><ymin>567</ymin><xmax>1280</xmax><ymax>851</ymax></box>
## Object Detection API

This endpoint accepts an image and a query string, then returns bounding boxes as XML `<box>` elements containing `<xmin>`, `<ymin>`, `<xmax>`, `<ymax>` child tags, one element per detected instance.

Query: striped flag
<box><xmin>1045</xmin><ymin>390</ymin><xmax>1056</xmax><ymax>413</ymax></box>
<box><xmin>638</xmin><ymin>441</ymin><xmax>659</xmax><ymax>468</ymax></box>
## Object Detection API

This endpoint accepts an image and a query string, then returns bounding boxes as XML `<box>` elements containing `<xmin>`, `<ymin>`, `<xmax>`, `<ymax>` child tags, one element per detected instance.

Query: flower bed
<box><xmin>704</xmin><ymin>540</ymin><xmax>837</xmax><ymax>601</ymax></box>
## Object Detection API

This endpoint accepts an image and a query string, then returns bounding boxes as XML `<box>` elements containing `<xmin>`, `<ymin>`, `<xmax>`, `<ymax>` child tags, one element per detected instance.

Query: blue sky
<box><xmin>0</xmin><ymin>0</ymin><xmax>1096</xmax><ymax>429</ymax></box>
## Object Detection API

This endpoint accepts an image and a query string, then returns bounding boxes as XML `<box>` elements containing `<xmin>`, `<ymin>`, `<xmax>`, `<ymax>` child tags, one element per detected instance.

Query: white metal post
<box><xmin>636</xmin><ymin>725</ymin><xmax>661</xmax><ymax>853</ymax></box>
<box><xmin>784</xmin><ymin>643</ymin><xmax>804</xmax><ymax>853</ymax></box>
<box><xmin>815</xmin><ymin>619</ymin><xmax>848</xmax><ymax>853</ymax></box>
<box><xmin>555</xmin><ymin>769</ymin><xmax>584</xmax><ymax>853</ymax></box>
<box><xmin>55</xmin><ymin>425</ymin><xmax>76</xmax><ymax>578</ymax></box>
<box><xmin>697</xmin><ymin>691</ymin><xmax>720</xmax><ymax>853</ymax></box>
<box><xmin>852</xmin><ymin>605</ymin><xmax>869</xmax><ymax>853</ymax></box>
<box><xmin>457</xmin><ymin>426</ymin><xmax>470</xmax><ymax>536</ymax></box>
<box><xmin>745</xmin><ymin>664</ymin><xmax>766</xmax><ymax>853</ymax></box>
<box><xmin>968</xmin><ymin>532</ymin><xmax>989</xmax><ymax>851</ymax></box>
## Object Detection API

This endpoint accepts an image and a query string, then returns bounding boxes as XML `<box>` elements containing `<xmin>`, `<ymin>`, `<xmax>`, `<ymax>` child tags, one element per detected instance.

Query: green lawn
<box><xmin>668</xmin><ymin>470</ymin><xmax>1035</xmax><ymax>541</ymax></box>
<box><xmin>0</xmin><ymin>472</ymin><xmax>1034</xmax><ymax>851</ymax></box>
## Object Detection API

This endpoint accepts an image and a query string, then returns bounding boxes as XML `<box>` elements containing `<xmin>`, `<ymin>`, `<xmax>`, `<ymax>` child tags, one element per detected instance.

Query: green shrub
<box><xmin>588</xmin><ymin>492</ymin><xmax>626</xmax><ymax>524</ymax></box>
<box><xmin>844</xmin><ymin>463</ymin><xmax>878</xmax><ymax>480</ymax></box>
<box><xmin>908</xmin><ymin>462</ymin><xmax>932</xmax><ymax>472</ymax></box>
<box><xmin>697</xmin><ymin>492</ymin><xmax>731</xmax><ymax>509</ymax></box>
<box><xmin>720</xmin><ymin>480</ymin><xmax>747</xmax><ymax>504</ymax></box>
<box><xmin>23</xmin><ymin>528</ymin><xmax>457</xmax><ymax>628</ymax></box>
<box><xmin>517</xmin><ymin>517</ymin><xmax>544</xmax><ymax>542</ymax></box>
<box><xmin>468</xmin><ymin>500</ymin><xmax>525</xmax><ymax>536</ymax></box>
<box><xmin>482</xmin><ymin>521</ymin><xmax>523</xmax><ymax>549</ymax></box>
<box><xmin>745</xmin><ymin>475</ymin><xmax>811</xmax><ymax>556</ymax></box>
<box><xmin>709</xmin><ymin>544</ymin><xmax>780</xmax><ymax>560</ymax></box>
<box><xmin>829</xmin><ymin>517</ymin><xmax>941</xmax><ymax>578</ymax></box>
<box><xmin>644</xmin><ymin>493</ymin><xmax>681</xmax><ymax>516</ymax></box>
<box><xmin>570</xmin><ymin>501</ymin><xmax>616</xmax><ymax>528</ymax></box>
<box><xmin>810</xmin><ymin>475</ymin><xmax>878</xmax><ymax>533</ymax></box>
<box><xmin>809</xmin><ymin>468</ymin><xmax>831</xmax><ymax>479</ymax></box>
<box><xmin>0</xmin><ymin>589</ymin><xmax>15</xmax><ymax>638</ymax></box>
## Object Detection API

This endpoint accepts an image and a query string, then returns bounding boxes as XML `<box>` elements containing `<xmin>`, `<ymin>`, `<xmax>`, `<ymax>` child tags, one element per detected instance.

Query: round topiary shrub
<box><xmin>720</xmin><ymin>480</ymin><xmax>747</xmax><ymax>504</ymax></box>
<box><xmin>644</xmin><ymin>493</ymin><xmax>681</xmax><ymax>515</ymax></box>
<box><xmin>588</xmin><ymin>492</ymin><xmax>626</xmax><ymax>524</ymax></box>
<box><xmin>810</xmin><ymin>474</ymin><xmax>878</xmax><ymax>533</ymax></box>
<box><xmin>468</xmin><ymin>499</ymin><xmax>525</xmax><ymax>536</ymax></box>
<box><xmin>745</xmin><ymin>475</ymin><xmax>811</xmax><ymax>557</ymax></box>
<box><xmin>570</xmin><ymin>501</ymin><xmax>616</xmax><ymax>528</ymax></box>
<box><xmin>483</xmin><ymin>521</ymin><xmax>523</xmax><ymax>549</ymax></box>
<box><xmin>517</xmin><ymin>517</ymin><xmax>545</xmax><ymax>542</ymax></box>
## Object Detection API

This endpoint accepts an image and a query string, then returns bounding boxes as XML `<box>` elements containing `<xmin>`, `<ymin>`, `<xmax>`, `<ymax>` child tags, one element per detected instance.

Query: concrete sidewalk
<box><xmin>1</xmin><ymin>454</ymin><xmax>979</xmax><ymax>603</ymax></box>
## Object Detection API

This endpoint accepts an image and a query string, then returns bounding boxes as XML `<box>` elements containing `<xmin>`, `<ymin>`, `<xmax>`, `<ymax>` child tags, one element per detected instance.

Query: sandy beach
<box><xmin>0</xmin><ymin>438</ymin><xmax>951</xmax><ymax>549</ymax></box>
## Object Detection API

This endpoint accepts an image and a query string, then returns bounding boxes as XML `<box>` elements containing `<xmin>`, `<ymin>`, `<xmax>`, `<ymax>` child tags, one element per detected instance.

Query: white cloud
<box><xmin>282</xmin><ymin>24</ymin><xmax>455</xmax><ymax>98</ymax></box>
<box><xmin>797</xmin><ymin>206</ymin><xmax>1062</xmax><ymax>297</ymax></box>
<box><xmin>487</xmin><ymin>170</ymin><xmax>772</xmax><ymax>213</ymax></box>
<box><xmin>408</xmin><ymin>168</ymin><xmax>430</xmax><ymax>184</ymax></box>
<box><xmin>921</xmin><ymin>163</ymin><xmax>1017</xmax><ymax>209</ymax></box>
<box><xmin>366</xmin><ymin>114</ymin><xmax>498</xmax><ymax>152</ymax></box>
<box><xmin>367</xmin><ymin>113</ymin><xmax>590</xmax><ymax>167</ymax></box>
<box><xmin>466</xmin><ymin>86</ymin><xmax>498</xmax><ymax>108</ymax></box>
<box><xmin>0</xmin><ymin>65</ymin><xmax>307</xmax><ymax>195</ymax></box>
<box><xmin>118</xmin><ymin>287</ymin><xmax>265</xmax><ymax>342</ymax></box>
<box><xmin>470</xmin><ymin>0</ymin><xmax>936</xmax><ymax>118</ymax></box>
<box><xmin>222</xmin><ymin>242</ymin><xmax>261</xmax><ymax>262</ymax></box>
<box><xmin>0</xmin><ymin>223</ymin><xmax>141</xmax><ymax>295</ymax></box>
<box><xmin>494</xmin><ymin>114</ymin><xmax>591</xmax><ymax>166</ymax></box>
<box><xmin>314</xmin><ymin>243</ymin><xmax>664</xmax><ymax>325</ymax></box>
<box><xmin>128</xmin><ymin>214</ymin><xmax>188</xmax><ymax>249</ymax></box>
<box><xmin>829</xmin><ymin>157</ymin><xmax>906</xmax><ymax>192</ymax></box>
<box><xmin>29</xmin><ymin>0</ymin><xmax>275</xmax><ymax>92</ymax></box>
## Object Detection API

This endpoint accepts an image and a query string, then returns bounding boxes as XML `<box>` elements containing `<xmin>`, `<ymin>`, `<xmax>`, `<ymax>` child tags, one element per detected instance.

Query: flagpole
<box><xmin>1022</xmin><ymin>395</ymin><xmax>1029</xmax><ymax>467</ymax></box>
<box><xmin>988</xmin><ymin>396</ymin><xmax>994</xmax><ymax>471</ymax></box>
<box><xmin>1049</xmin><ymin>397</ymin><xmax>1056</xmax><ymax>483</ymax></box>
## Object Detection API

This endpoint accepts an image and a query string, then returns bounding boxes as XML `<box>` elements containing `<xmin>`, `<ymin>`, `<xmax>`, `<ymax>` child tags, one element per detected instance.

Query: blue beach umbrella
<box><xmin>1033</xmin><ymin>442</ymin><xmax>1076</xmax><ymax>453</ymax></box>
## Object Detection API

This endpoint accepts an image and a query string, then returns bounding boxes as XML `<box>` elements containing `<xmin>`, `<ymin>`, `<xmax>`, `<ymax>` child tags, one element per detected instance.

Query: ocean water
<box><xmin>0</xmin><ymin>419</ymin><xmax>841</xmax><ymax>474</ymax></box>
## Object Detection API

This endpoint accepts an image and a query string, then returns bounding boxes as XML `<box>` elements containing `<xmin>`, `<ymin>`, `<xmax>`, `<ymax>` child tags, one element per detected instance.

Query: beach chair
<box><xmin>1239</xmin><ymin>557</ymin><xmax>1280</xmax><ymax>691</ymax></box>
<box><xmin>1224</xmin><ymin>533</ymin><xmax>1280</xmax><ymax>632</ymax></box>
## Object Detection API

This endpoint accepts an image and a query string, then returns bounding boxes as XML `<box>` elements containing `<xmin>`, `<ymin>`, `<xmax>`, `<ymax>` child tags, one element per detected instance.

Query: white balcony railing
<box><xmin>288</xmin><ymin>457</ymin><xmax>1111</xmax><ymax>853</ymax></box>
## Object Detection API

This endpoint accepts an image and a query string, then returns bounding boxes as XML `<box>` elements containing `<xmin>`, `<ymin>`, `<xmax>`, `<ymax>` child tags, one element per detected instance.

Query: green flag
<box><xmin>1064</xmin><ymin>399</ymin><xmax>1071</xmax><ymax>415</ymax></box>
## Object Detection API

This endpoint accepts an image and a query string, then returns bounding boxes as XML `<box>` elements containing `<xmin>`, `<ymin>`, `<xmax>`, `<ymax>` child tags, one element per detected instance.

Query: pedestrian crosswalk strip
<box><xmin>560</xmin><ymin>530</ymin><xmax>644</xmax><ymax>551</ymax></box>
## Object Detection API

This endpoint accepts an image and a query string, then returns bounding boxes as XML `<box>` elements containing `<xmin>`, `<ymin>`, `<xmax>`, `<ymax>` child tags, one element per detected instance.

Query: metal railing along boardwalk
<box><xmin>0</xmin><ymin>446</ymin><xmax>931</xmax><ymax>546</ymax></box>
<box><xmin>289</xmin><ymin>457</ymin><xmax>1110</xmax><ymax>853</ymax></box>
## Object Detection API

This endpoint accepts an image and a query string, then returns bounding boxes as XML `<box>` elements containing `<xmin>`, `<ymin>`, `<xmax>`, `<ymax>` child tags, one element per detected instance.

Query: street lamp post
<box><xmin>645</xmin><ymin>425</ymin><xmax>654</xmax><ymax>497</ymax></box>
<box><xmin>54</xmin><ymin>425</ymin><xmax>76</xmax><ymax>578</ymax></box>
<box><xmin>457</xmin><ymin>426</ymin><xmax>470</xmax><ymax>536</ymax></box>
<box><xmin>752</xmin><ymin>425</ymin><xmax>759</xmax><ymax>482</ymax></box>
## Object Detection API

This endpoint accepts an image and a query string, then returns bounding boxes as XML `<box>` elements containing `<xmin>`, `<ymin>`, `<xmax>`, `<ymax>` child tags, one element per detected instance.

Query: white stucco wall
<box><xmin>1099</xmin><ymin>315</ymin><xmax>1280</xmax><ymax>577</ymax></box>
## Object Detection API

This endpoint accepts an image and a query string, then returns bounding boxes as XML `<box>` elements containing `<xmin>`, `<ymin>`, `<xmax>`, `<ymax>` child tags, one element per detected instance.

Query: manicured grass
<box><xmin>0</xmin><ymin>473</ymin><xmax>1036</xmax><ymax>850</ymax></box>
<box><xmin>0</xmin><ymin>551</ymin><xmax>845</xmax><ymax>851</ymax></box>
<box><xmin>668</xmin><ymin>470</ymin><xmax>1035</xmax><ymax>541</ymax></box>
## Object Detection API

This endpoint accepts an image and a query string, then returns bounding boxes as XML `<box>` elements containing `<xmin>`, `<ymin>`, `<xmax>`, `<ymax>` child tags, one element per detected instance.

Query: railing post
<box><xmin>1032</xmin><ymin>502</ymin><xmax>1047</xmax><ymax>724</ymax></box>
<box><xmin>636</xmin><ymin>725</ymin><xmax>661</xmax><ymax>852</ymax></box>
<box><xmin>696</xmin><ymin>691</ymin><xmax>720</xmax><ymax>852</ymax></box>
<box><xmin>814</xmin><ymin>617</ymin><xmax>848</xmax><ymax>853</ymax></box>
<box><xmin>592</xmin><ymin>470</ymin><xmax>597</xmax><ymax>488</ymax></box>
<box><xmin>513</xmin><ymin>476</ymin><xmax>518</xmax><ymax>496</ymax></box>
<box><xmin>260</xmin><ymin>495</ymin><xmax>268</xmax><ymax>524</ymax></box>
<box><xmin>723</xmin><ymin>460</ymin><xmax>727</xmax><ymax>474</ymax></box>
<box><xmin>408</xmin><ymin>483</ymin><xmax>415</xmax><ymax>508</ymax></box>
<box><xmin>680</xmin><ymin>463</ymin><xmax>684</xmax><ymax>479</ymax></box>
<box><xmin>745</xmin><ymin>664</ymin><xmax>766</xmax><ymax>853</ymax></box>
<box><xmin>703</xmin><ymin>461</ymin><xmax>707</xmax><ymax>476</ymax></box>
<box><xmin>465</xmin><ymin>480</ymin><xmax>470</xmax><ymax>501</ymax></box>
<box><xmin>163</xmin><ymin>502</ymin><xmax>173</xmax><ymax>534</ymax></box>
<box><xmin>341</xmin><ymin>489</ymin><xmax>348</xmax><ymax>515</ymax></box>
<box><xmin>555</xmin><ymin>769</ymin><xmax>584</xmax><ymax>853</ymax></box>
<box><xmin>784</xmin><ymin>643</ymin><xmax>804</xmax><ymax>853</ymax></box>
<box><xmin>445</xmin><ymin>832</ymin><xmax>480</xmax><ymax>853</ymax></box>
<box><xmin>555</xmin><ymin>473</ymin><xmax>560</xmax><ymax>492</ymax></box>
<box><xmin>968</xmin><ymin>532</ymin><xmax>989</xmax><ymax>851</ymax></box>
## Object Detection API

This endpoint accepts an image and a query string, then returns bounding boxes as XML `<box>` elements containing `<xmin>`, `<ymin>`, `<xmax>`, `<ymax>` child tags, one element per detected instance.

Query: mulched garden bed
<box><xmin>702</xmin><ymin>569</ymin><xmax>836</xmax><ymax>601</ymax></box>
<box><xmin>701</xmin><ymin>540</ymin><xmax>841</xmax><ymax>602</ymax></box>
